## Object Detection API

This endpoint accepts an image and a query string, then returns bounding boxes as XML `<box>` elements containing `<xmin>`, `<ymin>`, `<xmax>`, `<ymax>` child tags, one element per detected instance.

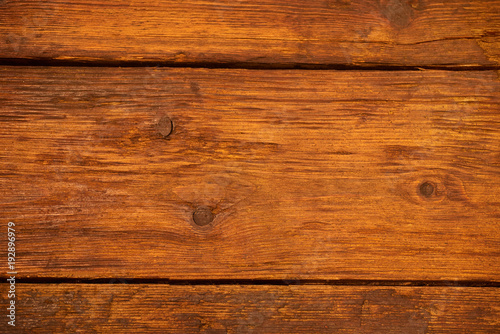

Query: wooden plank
<box><xmin>0</xmin><ymin>284</ymin><xmax>499</xmax><ymax>333</ymax></box>
<box><xmin>0</xmin><ymin>0</ymin><xmax>499</xmax><ymax>66</ymax></box>
<box><xmin>0</xmin><ymin>67</ymin><xmax>499</xmax><ymax>280</ymax></box>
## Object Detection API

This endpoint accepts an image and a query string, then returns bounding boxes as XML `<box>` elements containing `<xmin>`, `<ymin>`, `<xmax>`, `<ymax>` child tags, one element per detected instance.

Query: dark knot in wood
<box><xmin>419</xmin><ymin>181</ymin><xmax>435</xmax><ymax>198</ymax></box>
<box><xmin>193</xmin><ymin>206</ymin><xmax>214</xmax><ymax>226</ymax></box>
<box><xmin>157</xmin><ymin>115</ymin><xmax>173</xmax><ymax>138</ymax></box>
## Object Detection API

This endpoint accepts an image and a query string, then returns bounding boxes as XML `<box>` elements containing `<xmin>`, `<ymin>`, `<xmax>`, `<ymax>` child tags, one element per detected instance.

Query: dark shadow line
<box><xmin>9</xmin><ymin>278</ymin><xmax>500</xmax><ymax>287</ymax></box>
<box><xmin>0</xmin><ymin>58</ymin><xmax>499</xmax><ymax>71</ymax></box>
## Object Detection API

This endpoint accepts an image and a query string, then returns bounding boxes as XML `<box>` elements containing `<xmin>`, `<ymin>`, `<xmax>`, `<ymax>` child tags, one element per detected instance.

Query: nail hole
<box><xmin>157</xmin><ymin>116</ymin><xmax>173</xmax><ymax>138</ymax></box>
<box><xmin>193</xmin><ymin>206</ymin><xmax>214</xmax><ymax>226</ymax></box>
<box><xmin>419</xmin><ymin>182</ymin><xmax>435</xmax><ymax>198</ymax></box>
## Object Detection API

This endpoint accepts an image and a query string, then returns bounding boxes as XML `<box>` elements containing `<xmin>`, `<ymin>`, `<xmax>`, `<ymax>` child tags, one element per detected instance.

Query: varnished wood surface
<box><xmin>0</xmin><ymin>284</ymin><xmax>499</xmax><ymax>333</ymax></box>
<box><xmin>1</xmin><ymin>67</ymin><xmax>498</xmax><ymax>280</ymax></box>
<box><xmin>1</xmin><ymin>1</ymin><xmax>498</xmax><ymax>331</ymax></box>
<box><xmin>0</xmin><ymin>0</ymin><xmax>499</xmax><ymax>66</ymax></box>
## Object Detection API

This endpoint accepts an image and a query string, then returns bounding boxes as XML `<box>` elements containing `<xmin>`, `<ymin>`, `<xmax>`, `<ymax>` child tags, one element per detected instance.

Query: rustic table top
<box><xmin>0</xmin><ymin>1</ymin><xmax>499</xmax><ymax>333</ymax></box>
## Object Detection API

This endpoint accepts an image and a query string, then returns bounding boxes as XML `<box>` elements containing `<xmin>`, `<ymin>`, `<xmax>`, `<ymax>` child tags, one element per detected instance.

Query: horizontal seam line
<box><xmin>5</xmin><ymin>279</ymin><xmax>500</xmax><ymax>287</ymax></box>
<box><xmin>0</xmin><ymin>59</ymin><xmax>498</xmax><ymax>71</ymax></box>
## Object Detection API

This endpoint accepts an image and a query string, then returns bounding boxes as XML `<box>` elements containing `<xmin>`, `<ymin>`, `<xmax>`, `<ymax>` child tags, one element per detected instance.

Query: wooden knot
<box><xmin>419</xmin><ymin>181</ymin><xmax>436</xmax><ymax>198</ymax></box>
<box><xmin>157</xmin><ymin>115</ymin><xmax>173</xmax><ymax>138</ymax></box>
<box><xmin>380</xmin><ymin>0</ymin><xmax>415</xmax><ymax>29</ymax></box>
<box><xmin>397</xmin><ymin>171</ymin><xmax>470</xmax><ymax>206</ymax></box>
<box><xmin>412</xmin><ymin>177</ymin><xmax>445</xmax><ymax>203</ymax></box>
<box><xmin>193</xmin><ymin>206</ymin><xmax>214</xmax><ymax>226</ymax></box>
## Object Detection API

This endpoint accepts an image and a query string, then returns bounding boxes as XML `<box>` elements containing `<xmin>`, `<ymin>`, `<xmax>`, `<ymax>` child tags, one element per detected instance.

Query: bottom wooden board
<box><xmin>1</xmin><ymin>284</ymin><xmax>498</xmax><ymax>333</ymax></box>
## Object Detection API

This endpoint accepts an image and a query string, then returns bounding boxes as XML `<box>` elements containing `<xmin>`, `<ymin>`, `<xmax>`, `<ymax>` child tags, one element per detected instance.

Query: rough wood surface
<box><xmin>0</xmin><ymin>0</ymin><xmax>499</xmax><ymax>66</ymax></box>
<box><xmin>0</xmin><ymin>67</ymin><xmax>499</xmax><ymax>280</ymax></box>
<box><xmin>0</xmin><ymin>284</ymin><xmax>499</xmax><ymax>333</ymax></box>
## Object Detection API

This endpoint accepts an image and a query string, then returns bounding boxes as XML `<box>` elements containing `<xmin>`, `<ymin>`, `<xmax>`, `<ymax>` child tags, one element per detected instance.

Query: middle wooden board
<box><xmin>0</xmin><ymin>67</ymin><xmax>499</xmax><ymax>280</ymax></box>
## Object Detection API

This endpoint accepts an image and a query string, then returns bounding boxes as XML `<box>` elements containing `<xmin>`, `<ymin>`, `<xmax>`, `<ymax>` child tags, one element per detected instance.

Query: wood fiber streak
<box><xmin>0</xmin><ymin>67</ymin><xmax>499</xmax><ymax>280</ymax></box>
<box><xmin>0</xmin><ymin>0</ymin><xmax>499</xmax><ymax>66</ymax></box>
<box><xmin>0</xmin><ymin>284</ymin><xmax>499</xmax><ymax>333</ymax></box>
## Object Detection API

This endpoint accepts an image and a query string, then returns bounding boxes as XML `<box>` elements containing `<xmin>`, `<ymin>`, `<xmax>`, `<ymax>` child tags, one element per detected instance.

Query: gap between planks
<box><xmin>13</xmin><ymin>279</ymin><xmax>500</xmax><ymax>287</ymax></box>
<box><xmin>0</xmin><ymin>58</ymin><xmax>500</xmax><ymax>71</ymax></box>
<box><xmin>1</xmin><ymin>284</ymin><xmax>499</xmax><ymax>333</ymax></box>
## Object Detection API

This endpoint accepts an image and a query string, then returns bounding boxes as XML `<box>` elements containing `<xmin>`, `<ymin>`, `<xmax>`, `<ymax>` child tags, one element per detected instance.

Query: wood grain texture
<box><xmin>0</xmin><ymin>67</ymin><xmax>499</xmax><ymax>280</ymax></box>
<box><xmin>0</xmin><ymin>0</ymin><xmax>499</xmax><ymax>66</ymax></box>
<box><xmin>0</xmin><ymin>284</ymin><xmax>499</xmax><ymax>333</ymax></box>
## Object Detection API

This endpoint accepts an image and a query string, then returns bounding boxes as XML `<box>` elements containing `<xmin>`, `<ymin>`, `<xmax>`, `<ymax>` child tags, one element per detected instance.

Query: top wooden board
<box><xmin>0</xmin><ymin>0</ymin><xmax>499</xmax><ymax>66</ymax></box>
